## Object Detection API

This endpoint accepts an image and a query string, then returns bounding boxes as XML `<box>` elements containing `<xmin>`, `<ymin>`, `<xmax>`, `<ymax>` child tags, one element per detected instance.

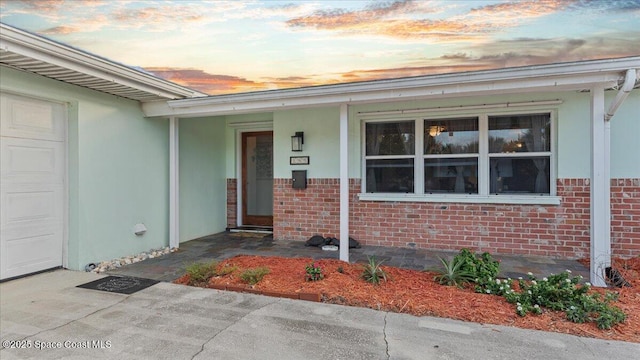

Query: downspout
<box><xmin>605</xmin><ymin>69</ymin><xmax>637</xmax><ymax>121</ymax></box>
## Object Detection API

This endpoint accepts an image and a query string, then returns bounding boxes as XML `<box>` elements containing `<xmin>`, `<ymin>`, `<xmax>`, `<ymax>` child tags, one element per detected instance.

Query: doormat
<box><xmin>76</xmin><ymin>276</ymin><xmax>159</xmax><ymax>295</ymax></box>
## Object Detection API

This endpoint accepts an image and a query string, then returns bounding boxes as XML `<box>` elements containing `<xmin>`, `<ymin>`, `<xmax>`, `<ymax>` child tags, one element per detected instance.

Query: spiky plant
<box><xmin>361</xmin><ymin>256</ymin><xmax>388</xmax><ymax>285</ymax></box>
<box><xmin>433</xmin><ymin>256</ymin><xmax>476</xmax><ymax>287</ymax></box>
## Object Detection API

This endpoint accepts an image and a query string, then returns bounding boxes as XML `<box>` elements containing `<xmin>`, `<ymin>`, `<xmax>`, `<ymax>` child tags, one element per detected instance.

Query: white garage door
<box><xmin>0</xmin><ymin>93</ymin><xmax>66</xmax><ymax>280</ymax></box>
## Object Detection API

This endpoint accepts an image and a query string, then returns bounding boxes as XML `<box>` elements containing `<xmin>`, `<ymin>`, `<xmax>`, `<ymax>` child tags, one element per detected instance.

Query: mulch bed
<box><xmin>174</xmin><ymin>255</ymin><xmax>640</xmax><ymax>343</ymax></box>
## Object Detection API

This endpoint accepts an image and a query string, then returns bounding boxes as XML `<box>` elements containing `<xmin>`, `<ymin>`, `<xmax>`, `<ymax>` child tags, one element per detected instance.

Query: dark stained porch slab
<box><xmin>107</xmin><ymin>231</ymin><xmax>589</xmax><ymax>282</ymax></box>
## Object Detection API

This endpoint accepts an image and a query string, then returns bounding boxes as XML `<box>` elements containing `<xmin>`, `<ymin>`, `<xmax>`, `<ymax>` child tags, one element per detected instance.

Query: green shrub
<box><xmin>185</xmin><ymin>261</ymin><xmax>220</xmax><ymax>284</ymax></box>
<box><xmin>240</xmin><ymin>267</ymin><xmax>270</xmax><ymax>285</ymax></box>
<box><xmin>361</xmin><ymin>256</ymin><xmax>388</xmax><ymax>285</ymax></box>
<box><xmin>435</xmin><ymin>249</ymin><xmax>626</xmax><ymax>329</ymax></box>
<box><xmin>504</xmin><ymin>271</ymin><xmax>626</xmax><ymax>329</ymax></box>
<box><xmin>218</xmin><ymin>264</ymin><xmax>238</xmax><ymax>276</ymax></box>
<box><xmin>454</xmin><ymin>249</ymin><xmax>499</xmax><ymax>281</ymax></box>
<box><xmin>433</xmin><ymin>256</ymin><xmax>475</xmax><ymax>287</ymax></box>
<box><xmin>305</xmin><ymin>262</ymin><xmax>324</xmax><ymax>281</ymax></box>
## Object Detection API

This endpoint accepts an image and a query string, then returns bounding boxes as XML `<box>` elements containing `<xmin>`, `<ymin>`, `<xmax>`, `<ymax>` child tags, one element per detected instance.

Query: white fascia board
<box><xmin>0</xmin><ymin>23</ymin><xmax>206</xmax><ymax>99</ymax></box>
<box><xmin>142</xmin><ymin>72</ymin><xmax>622</xmax><ymax>118</ymax></box>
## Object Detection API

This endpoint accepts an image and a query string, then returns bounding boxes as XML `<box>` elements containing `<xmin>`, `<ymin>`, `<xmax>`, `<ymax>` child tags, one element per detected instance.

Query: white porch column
<box><xmin>169</xmin><ymin>117</ymin><xmax>180</xmax><ymax>249</ymax></box>
<box><xmin>339</xmin><ymin>104</ymin><xmax>349</xmax><ymax>262</ymax></box>
<box><xmin>590</xmin><ymin>86</ymin><xmax>611</xmax><ymax>287</ymax></box>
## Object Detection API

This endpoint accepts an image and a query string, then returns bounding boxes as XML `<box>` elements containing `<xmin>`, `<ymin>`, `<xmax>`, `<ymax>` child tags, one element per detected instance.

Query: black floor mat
<box><xmin>76</xmin><ymin>276</ymin><xmax>159</xmax><ymax>294</ymax></box>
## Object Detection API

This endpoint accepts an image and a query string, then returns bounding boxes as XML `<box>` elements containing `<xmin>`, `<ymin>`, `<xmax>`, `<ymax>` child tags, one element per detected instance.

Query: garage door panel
<box><xmin>0</xmin><ymin>93</ymin><xmax>65</xmax><ymax>141</ymax></box>
<box><xmin>1</xmin><ymin>187</ymin><xmax>62</xmax><ymax>226</ymax></box>
<box><xmin>1</xmin><ymin>229</ymin><xmax>63</xmax><ymax>278</ymax></box>
<box><xmin>1</xmin><ymin>137</ymin><xmax>64</xmax><ymax>183</ymax></box>
<box><xmin>1</xmin><ymin>93</ymin><xmax>65</xmax><ymax>280</ymax></box>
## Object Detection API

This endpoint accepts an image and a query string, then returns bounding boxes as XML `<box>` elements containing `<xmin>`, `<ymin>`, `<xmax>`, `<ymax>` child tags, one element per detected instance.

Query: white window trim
<box><xmin>358</xmin><ymin>193</ymin><xmax>561</xmax><ymax>205</ymax></box>
<box><xmin>360</xmin><ymin>108</ymin><xmax>559</xmax><ymax>205</ymax></box>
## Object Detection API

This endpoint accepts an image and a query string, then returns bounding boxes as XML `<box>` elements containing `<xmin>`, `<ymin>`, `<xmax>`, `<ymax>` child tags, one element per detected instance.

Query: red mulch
<box><xmin>174</xmin><ymin>255</ymin><xmax>640</xmax><ymax>343</ymax></box>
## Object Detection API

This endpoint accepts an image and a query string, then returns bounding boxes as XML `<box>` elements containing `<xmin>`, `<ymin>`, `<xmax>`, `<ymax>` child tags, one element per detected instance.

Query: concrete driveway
<box><xmin>1</xmin><ymin>270</ymin><xmax>637</xmax><ymax>359</ymax></box>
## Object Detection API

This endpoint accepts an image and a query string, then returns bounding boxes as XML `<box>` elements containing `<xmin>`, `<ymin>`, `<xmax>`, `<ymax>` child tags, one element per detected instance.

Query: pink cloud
<box><xmin>144</xmin><ymin>67</ymin><xmax>270</xmax><ymax>95</ymax></box>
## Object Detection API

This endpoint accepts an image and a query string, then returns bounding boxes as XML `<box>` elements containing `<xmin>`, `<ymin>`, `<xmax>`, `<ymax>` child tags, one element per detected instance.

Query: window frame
<box><xmin>363</xmin><ymin>119</ymin><xmax>416</xmax><ymax>193</ymax></box>
<box><xmin>359</xmin><ymin>108</ymin><xmax>560</xmax><ymax>205</ymax></box>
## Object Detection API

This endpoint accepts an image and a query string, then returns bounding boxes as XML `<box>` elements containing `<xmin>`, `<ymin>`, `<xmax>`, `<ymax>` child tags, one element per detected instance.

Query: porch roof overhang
<box><xmin>0</xmin><ymin>23</ymin><xmax>206</xmax><ymax>102</ymax></box>
<box><xmin>143</xmin><ymin>56</ymin><xmax>640</xmax><ymax>118</ymax></box>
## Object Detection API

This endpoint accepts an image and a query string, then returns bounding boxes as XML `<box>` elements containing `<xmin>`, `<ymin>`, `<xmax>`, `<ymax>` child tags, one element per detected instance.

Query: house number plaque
<box><xmin>290</xmin><ymin>156</ymin><xmax>310</xmax><ymax>165</ymax></box>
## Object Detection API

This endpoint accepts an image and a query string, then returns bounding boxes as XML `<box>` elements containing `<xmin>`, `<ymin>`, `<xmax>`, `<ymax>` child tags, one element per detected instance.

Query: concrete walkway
<box><xmin>108</xmin><ymin>231</ymin><xmax>590</xmax><ymax>282</ymax></box>
<box><xmin>1</xmin><ymin>270</ymin><xmax>637</xmax><ymax>360</ymax></box>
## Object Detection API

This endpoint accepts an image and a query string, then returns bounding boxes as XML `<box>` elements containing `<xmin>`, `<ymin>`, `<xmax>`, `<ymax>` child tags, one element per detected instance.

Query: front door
<box><xmin>242</xmin><ymin>131</ymin><xmax>273</xmax><ymax>227</ymax></box>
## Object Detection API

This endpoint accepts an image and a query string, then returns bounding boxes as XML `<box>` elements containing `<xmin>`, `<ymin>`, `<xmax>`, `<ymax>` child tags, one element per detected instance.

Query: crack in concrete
<box><xmin>17</xmin><ymin>295</ymin><xmax>130</xmax><ymax>342</ymax></box>
<box><xmin>383</xmin><ymin>312</ymin><xmax>390</xmax><ymax>360</ymax></box>
<box><xmin>190</xmin><ymin>297</ymin><xmax>280</xmax><ymax>360</ymax></box>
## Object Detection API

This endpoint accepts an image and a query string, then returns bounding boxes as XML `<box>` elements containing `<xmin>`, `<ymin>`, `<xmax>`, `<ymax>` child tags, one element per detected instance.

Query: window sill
<box><xmin>358</xmin><ymin>193</ymin><xmax>561</xmax><ymax>205</ymax></box>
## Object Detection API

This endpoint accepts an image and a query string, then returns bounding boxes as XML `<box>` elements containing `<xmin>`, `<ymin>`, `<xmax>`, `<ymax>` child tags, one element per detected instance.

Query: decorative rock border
<box><xmin>89</xmin><ymin>247</ymin><xmax>178</xmax><ymax>273</ymax></box>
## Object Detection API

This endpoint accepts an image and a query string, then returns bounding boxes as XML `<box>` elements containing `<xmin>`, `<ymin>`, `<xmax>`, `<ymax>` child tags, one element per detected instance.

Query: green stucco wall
<box><xmin>609</xmin><ymin>90</ymin><xmax>640</xmax><ymax>178</ymax></box>
<box><xmin>556</xmin><ymin>90</ymin><xmax>639</xmax><ymax>178</ymax></box>
<box><xmin>222</xmin><ymin>90</ymin><xmax>639</xmax><ymax>183</ymax></box>
<box><xmin>274</xmin><ymin>106</ymin><xmax>342</xmax><ymax>179</ymax></box>
<box><xmin>179</xmin><ymin>117</ymin><xmax>227</xmax><ymax>242</ymax></box>
<box><xmin>1</xmin><ymin>67</ymin><xmax>170</xmax><ymax>270</ymax></box>
<box><xmin>224</xmin><ymin>113</ymin><xmax>273</xmax><ymax>178</ymax></box>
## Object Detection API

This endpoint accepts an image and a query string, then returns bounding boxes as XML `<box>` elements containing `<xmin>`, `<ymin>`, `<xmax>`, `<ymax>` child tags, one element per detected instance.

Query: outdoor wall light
<box><xmin>291</xmin><ymin>131</ymin><xmax>304</xmax><ymax>151</ymax></box>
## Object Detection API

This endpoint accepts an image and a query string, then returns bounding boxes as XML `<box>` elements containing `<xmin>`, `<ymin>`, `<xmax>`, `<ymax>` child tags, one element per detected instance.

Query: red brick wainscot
<box><xmin>271</xmin><ymin>178</ymin><xmax>639</xmax><ymax>259</ymax></box>
<box><xmin>227</xmin><ymin>178</ymin><xmax>237</xmax><ymax>229</ymax></box>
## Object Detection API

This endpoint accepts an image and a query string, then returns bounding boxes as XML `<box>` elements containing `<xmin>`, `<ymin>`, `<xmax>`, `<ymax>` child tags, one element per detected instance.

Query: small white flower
<box><xmin>542</xmin><ymin>277</ymin><xmax>548</xmax><ymax>281</ymax></box>
<box><xmin>517</xmin><ymin>302</ymin><xmax>521</xmax><ymax>306</ymax></box>
<box><xmin>531</xmin><ymin>280</ymin><xmax>537</xmax><ymax>285</ymax></box>
<box><xmin>505</xmin><ymin>284</ymin><xmax>510</xmax><ymax>288</ymax></box>
<box><xmin>517</xmin><ymin>306</ymin><xmax>523</xmax><ymax>311</ymax></box>
<box><xmin>565</xmin><ymin>279</ymin><xmax>571</xmax><ymax>283</ymax></box>
<box><xmin>534</xmin><ymin>304</ymin><xmax>540</xmax><ymax>309</ymax></box>
<box><xmin>585</xmin><ymin>282</ymin><xmax>591</xmax><ymax>287</ymax></box>
<box><xmin>528</xmin><ymin>290</ymin><xmax>532</xmax><ymax>295</ymax></box>
<box><xmin>518</xmin><ymin>277</ymin><xmax>523</xmax><ymax>280</ymax></box>
<box><xmin>496</xmin><ymin>279</ymin><xmax>501</xmax><ymax>284</ymax></box>
<box><xmin>486</xmin><ymin>289</ymin><xmax>491</xmax><ymax>294</ymax></box>
<box><xmin>570</xmin><ymin>305</ymin><xmax>576</xmax><ymax>310</ymax></box>
<box><xmin>566</xmin><ymin>269</ymin><xmax>572</xmax><ymax>274</ymax></box>
<box><xmin>527</xmin><ymin>272</ymin><xmax>533</xmax><ymax>276</ymax></box>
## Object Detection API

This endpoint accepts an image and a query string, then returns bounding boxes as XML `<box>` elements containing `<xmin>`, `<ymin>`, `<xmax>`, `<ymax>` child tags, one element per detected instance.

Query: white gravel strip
<box><xmin>87</xmin><ymin>247</ymin><xmax>178</xmax><ymax>273</ymax></box>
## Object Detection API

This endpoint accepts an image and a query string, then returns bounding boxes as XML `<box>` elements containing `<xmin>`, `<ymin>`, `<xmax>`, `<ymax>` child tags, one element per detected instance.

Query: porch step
<box><xmin>228</xmin><ymin>226</ymin><xmax>273</xmax><ymax>234</ymax></box>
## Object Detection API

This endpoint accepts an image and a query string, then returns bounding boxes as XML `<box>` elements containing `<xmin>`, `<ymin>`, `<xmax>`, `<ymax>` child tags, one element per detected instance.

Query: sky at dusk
<box><xmin>1</xmin><ymin>0</ymin><xmax>639</xmax><ymax>95</ymax></box>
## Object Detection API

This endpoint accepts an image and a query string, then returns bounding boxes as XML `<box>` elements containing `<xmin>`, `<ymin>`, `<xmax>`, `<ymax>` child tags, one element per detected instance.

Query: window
<box><xmin>362</xmin><ymin>111</ymin><xmax>555</xmax><ymax>201</ymax></box>
<box><xmin>425</xmin><ymin>117</ymin><xmax>478</xmax><ymax>194</ymax></box>
<box><xmin>365</xmin><ymin>121</ymin><xmax>414</xmax><ymax>193</ymax></box>
<box><xmin>488</xmin><ymin>114</ymin><xmax>551</xmax><ymax>194</ymax></box>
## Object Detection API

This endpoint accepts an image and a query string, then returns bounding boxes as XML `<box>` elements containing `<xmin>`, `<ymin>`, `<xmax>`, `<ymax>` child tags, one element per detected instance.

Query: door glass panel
<box><xmin>246</xmin><ymin>134</ymin><xmax>273</xmax><ymax>217</ymax></box>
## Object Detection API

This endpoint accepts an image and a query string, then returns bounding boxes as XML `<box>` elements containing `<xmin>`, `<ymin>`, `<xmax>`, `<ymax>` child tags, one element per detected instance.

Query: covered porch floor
<box><xmin>107</xmin><ymin>232</ymin><xmax>589</xmax><ymax>282</ymax></box>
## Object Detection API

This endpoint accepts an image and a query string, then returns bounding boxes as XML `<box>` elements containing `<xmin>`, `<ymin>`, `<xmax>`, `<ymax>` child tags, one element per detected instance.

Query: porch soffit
<box><xmin>0</xmin><ymin>23</ymin><xmax>206</xmax><ymax>102</ymax></box>
<box><xmin>143</xmin><ymin>57</ymin><xmax>640</xmax><ymax>118</ymax></box>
